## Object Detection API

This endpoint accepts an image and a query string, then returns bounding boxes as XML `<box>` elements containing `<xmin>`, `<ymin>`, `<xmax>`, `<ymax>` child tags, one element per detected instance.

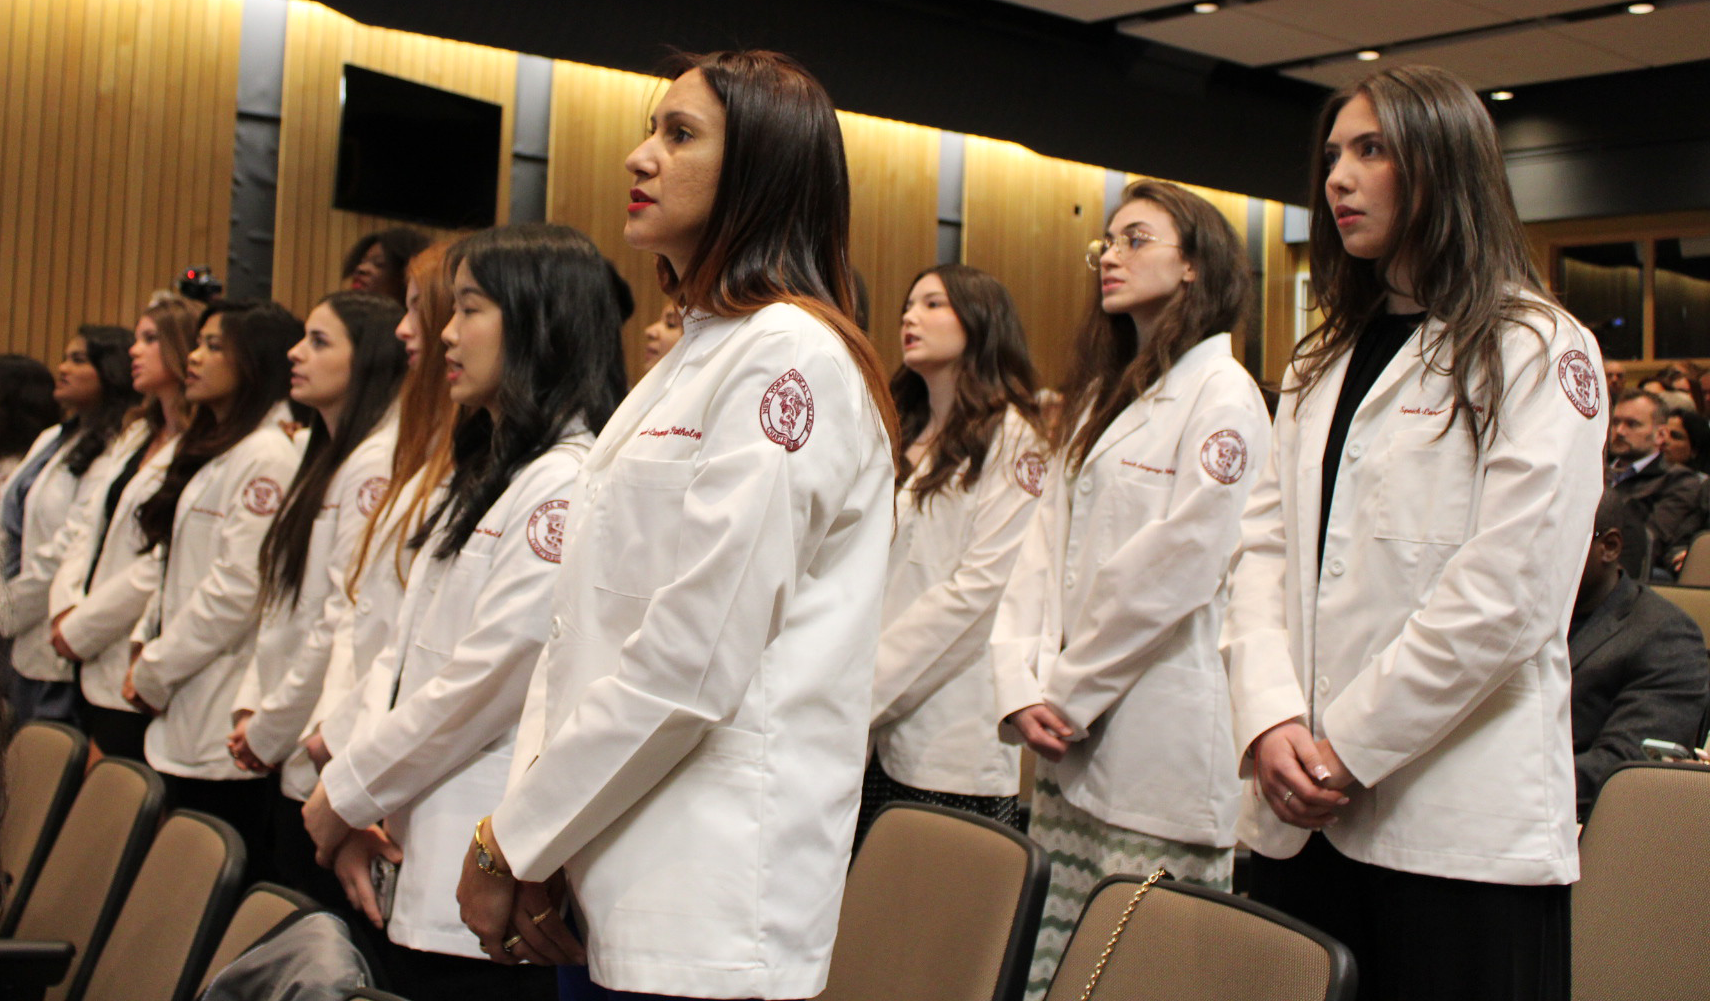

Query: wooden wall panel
<box><xmin>840</xmin><ymin>110</ymin><xmax>939</xmax><ymax>376</ymax></box>
<box><xmin>963</xmin><ymin>137</ymin><xmax>1108</xmax><ymax>390</ymax></box>
<box><xmin>545</xmin><ymin>60</ymin><xmax>667</xmax><ymax>383</ymax></box>
<box><xmin>0</xmin><ymin>0</ymin><xmax>241</xmax><ymax>365</ymax></box>
<box><xmin>273</xmin><ymin>1</ymin><xmax>516</xmax><ymax>317</ymax></box>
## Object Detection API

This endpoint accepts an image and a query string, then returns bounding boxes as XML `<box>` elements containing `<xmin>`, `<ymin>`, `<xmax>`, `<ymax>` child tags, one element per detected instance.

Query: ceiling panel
<box><xmin>1119</xmin><ymin>9</ymin><xmax>1346</xmax><ymax>65</ymax></box>
<box><xmin>1282</xmin><ymin>25</ymin><xmax>1644</xmax><ymax>90</ymax></box>
<box><xmin>1554</xmin><ymin>5</ymin><xmax>1710</xmax><ymax>65</ymax></box>
<box><xmin>1462</xmin><ymin>0</ymin><xmax>1626</xmax><ymax>16</ymax></box>
<box><xmin>1247</xmin><ymin>0</ymin><xmax>1506</xmax><ymax>48</ymax></box>
<box><xmin>994</xmin><ymin>0</ymin><xmax>1181</xmax><ymax>21</ymax></box>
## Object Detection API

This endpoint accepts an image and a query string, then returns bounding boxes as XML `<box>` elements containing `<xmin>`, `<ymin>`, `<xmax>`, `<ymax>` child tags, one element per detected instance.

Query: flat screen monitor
<box><xmin>334</xmin><ymin>64</ymin><xmax>501</xmax><ymax>229</ymax></box>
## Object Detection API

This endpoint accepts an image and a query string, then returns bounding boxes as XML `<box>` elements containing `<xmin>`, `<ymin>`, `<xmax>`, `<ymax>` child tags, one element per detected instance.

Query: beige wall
<box><xmin>0</xmin><ymin>0</ymin><xmax>242</xmax><ymax>363</ymax></box>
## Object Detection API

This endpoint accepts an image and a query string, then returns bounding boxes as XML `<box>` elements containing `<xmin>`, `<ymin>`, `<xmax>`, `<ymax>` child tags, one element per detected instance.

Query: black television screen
<box><xmin>334</xmin><ymin>65</ymin><xmax>502</xmax><ymax>229</ymax></box>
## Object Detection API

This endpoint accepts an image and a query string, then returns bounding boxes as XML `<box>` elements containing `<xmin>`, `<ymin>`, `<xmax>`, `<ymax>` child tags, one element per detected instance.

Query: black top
<box><xmin>1318</xmin><ymin>310</ymin><xmax>1427</xmax><ymax>567</ymax></box>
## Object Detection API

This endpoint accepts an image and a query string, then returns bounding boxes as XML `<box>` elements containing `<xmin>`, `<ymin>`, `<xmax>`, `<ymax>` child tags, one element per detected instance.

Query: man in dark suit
<box><xmin>1570</xmin><ymin>489</ymin><xmax>1710</xmax><ymax>820</ymax></box>
<box><xmin>1607</xmin><ymin>389</ymin><xmax>1702</xmax><ymax>577</ymax></box>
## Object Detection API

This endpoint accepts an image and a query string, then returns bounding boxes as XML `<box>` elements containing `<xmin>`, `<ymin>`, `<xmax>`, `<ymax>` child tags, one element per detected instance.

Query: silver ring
<box><xmin>1282</xmin><ymin>789</ymin><xmax>1295</xmax><ymax>804</ymax></box>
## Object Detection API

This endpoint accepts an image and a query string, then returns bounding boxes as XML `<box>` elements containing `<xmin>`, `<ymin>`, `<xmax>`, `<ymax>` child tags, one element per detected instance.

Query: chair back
<box><xmin>9</xmin><ymin>758</ymin><xmax>164</xmax><ymax>1001</ymax></box>
<box><xmin>1574</xmin><ymin>761</ymin><xmax>1710</xmax><ymax>1000</ymax></box>
<box><xmin>1676</xmin><ymin>533</ymin><xmax>1710</xmax><ymax>587</ymax></box>
<box><xmin>197</xmin><ymin>882</ymin><xmax>320</xmax><ymax>995</ymax></box>
<box><xmin>1045</xmin><ymin>874</ymin><xmax>1356</xmax><ymax>1001</ymax></box>
<box><xmin>1653</xmin><ymin>584</ymin><xmax>1710</xmax><ymax>644</ymax></box>
<box><xmin>818</xmin><ymin>803</ymin><xmax>1048</xmax><ymax>1001</ymax></box>
<box><xmin>0</xmin><ymin>721</ymin><xmax>87</xmax><ymax>933</ymax></box>
<box><xmin>347</xmin><ymin>990</ymin><xmax>411</xmax><ymax>1000</ymax></box>
<box><xmin>77</xmin><ymin>809</ymin><xmax>245</xmax><ymax>1001</ymax></box>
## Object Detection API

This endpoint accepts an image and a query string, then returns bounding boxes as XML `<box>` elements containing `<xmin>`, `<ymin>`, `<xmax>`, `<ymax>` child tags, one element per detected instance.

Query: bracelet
<box><xmin>473</xmin><ymin>817</ymin><xmax>512</xmax><ymax>878</ymax></box>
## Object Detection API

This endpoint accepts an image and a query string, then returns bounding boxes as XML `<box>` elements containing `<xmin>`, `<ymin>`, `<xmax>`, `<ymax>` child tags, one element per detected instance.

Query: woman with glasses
<box><xmin>992</xmin><ymin>179</ymin><xmax>1268</xmax><ymax>1000</ymax></box>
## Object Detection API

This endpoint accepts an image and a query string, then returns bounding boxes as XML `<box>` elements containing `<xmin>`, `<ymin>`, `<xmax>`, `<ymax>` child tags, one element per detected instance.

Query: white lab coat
<box><xmin>1</xmin><ymin>423</ymin><xmax>116</xmax><ymax>683</ymax></box>
<box><xmin>131</xmin><ymin>402</ymin><xmax>303</xmax><ymax>779</ymax></box>
<box><xmin>314</xmin><ymin>458</ymin><xmax>437</xmax><ymax>760</ymax></box>
<box><xmin>319</xmin><ymin>423</ymin><xmax>591</xmax><ymax>958</ymax></box>
<box><xmin>992</xmin><ymin>333</ymin><xmax>1268</xmax><ymax>847</ymax></box>
<box><xmin>1223</xmin><ymin>300</ymin><xmax>1606</xmax><ymax>885</ymax></box>
<box><xmin>872</xmin><ymin>406</ymin><xmax>1044</xmax><ymax>796</ymax></box>
<box><xmin>49</xmin><ymin>422</ymin><xmax>170</xmax><ymax>708</ymax></box>
<box><xmin>236</xmin><ymin>411</ymin><xmax>398</xmax><ymax>800</ymax></box>
<box><xmin>490</xmin><ymin>303</ymin><xmax>893</xmax><ymax>1000</ymax></box>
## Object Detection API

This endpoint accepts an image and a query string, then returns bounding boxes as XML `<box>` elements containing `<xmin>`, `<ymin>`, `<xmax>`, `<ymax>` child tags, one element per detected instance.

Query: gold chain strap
<box><xmin>1076</xmin><ymin>867</ymin><xmax>1168</xmax><ymax>1001</ymax></box>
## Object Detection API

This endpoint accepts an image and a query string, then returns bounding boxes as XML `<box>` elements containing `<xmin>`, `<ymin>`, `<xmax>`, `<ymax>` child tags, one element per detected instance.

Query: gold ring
<box><xmin>1282</xmin><ymin>789</ymin><xmax>1295</xmax><ymax>804</ymax></box>
<box><xmin>502</xmin><ymin>934</ymin><xmax>522</xmax><ymax>952</ymax></box>
<box><xmin>530</xmin><ymin>909</ymin><xmax>552</xmax><ymax>925</ymax></box>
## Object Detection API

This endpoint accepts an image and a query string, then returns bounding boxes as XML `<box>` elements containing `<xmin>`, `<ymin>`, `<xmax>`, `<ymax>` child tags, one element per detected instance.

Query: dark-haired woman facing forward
<box><xmin>991</xmin><ymin>180</ymin><xmax>1268</xmax><ymax>999</ymax></box>
<box><xmin>458</xmin><ymin>51</ymin><xmax>897</xmax><ymax>1001</ymax></box>
<box><xmin>302</xmin><ymin>224</ymin><xmax>629</xmax><ymax>1001</ymax></box>
<box><xmin>1225</xmin><ymin>67</ymin><xmax>1605</xmax><ymax>1001</ymax></box>
<box><xmin>859</xmin><ymin>264</ymin><xmax>1045</xmax><ymax>841</ymax></box>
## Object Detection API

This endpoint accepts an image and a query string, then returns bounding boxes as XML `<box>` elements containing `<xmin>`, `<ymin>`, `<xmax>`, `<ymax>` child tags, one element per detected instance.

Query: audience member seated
<box><xmin>1607</xmin><ymin>389</ymin><xmax>1702</xmax><ymax>577</ymax></box>
<box><xmin>1570</xmin><ymin>490</ymin><xmax>1710</xmax><ymax>821</ymax></box>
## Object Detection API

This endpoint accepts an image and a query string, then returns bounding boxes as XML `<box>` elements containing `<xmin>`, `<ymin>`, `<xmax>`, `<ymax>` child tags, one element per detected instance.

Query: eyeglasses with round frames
<box><xmin>1085</xmin><ymin>231</ymin><xmax>1180</xmax><ymax>270</ymax></box>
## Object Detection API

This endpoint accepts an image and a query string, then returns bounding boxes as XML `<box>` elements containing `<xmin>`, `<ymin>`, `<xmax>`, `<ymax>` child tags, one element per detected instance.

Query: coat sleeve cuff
<box><xmin>320</xmin><ymin>754</ymin><xmax>387</xmax><ymax>830</ymax></box>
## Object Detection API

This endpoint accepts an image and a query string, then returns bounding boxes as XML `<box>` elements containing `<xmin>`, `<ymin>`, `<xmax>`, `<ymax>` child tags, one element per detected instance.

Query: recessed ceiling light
<box><xmin>1193</xmin><ymin>2</ymin><xmax>1219</xmax><ymax>12</ymax></box>
<box><xmin>1490</xmin><ymin>90</ymin><xmax>1514</xmax><ymax>101</ymax></box>
<box><xmin>1356</xmin><ymin>49</ymin><xmax>1381</xmax><ymax>61</ymax></box>
<box><xmin>1627</xmin><ymin>3</ymin><xmax>1656</xmax><ymax>13</ymax></box>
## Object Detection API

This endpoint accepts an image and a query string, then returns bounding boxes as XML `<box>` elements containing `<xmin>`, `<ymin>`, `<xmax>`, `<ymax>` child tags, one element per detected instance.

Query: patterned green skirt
<box><xmin>1023</xmin><ymin>768</ymin><xmax>1233</xmax><ymax>1001</ymax></box>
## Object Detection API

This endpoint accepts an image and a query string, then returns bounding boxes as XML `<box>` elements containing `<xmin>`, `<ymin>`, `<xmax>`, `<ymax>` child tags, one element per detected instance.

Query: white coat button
<box><xmin>1328</xmin><ymin>559</ymin><xmax>1345</xmax><ymax>576</ymax></box>
<box><xmin>1317</xmin><ymin>677</ymin><xmax>1331</xmax><ymax>694</ymax></box>
<box><xmin>1348</xmin><ymin>443</ymin><xmax>1363</xmax><ymax>459</ymax></box>
<box><xmin>550</xmin><ymin>616</ymin><xmax>563</xmax><ymax>639</ymax></box>
<box><xmin>1079</xmin><ymin>478</ymin><xmax>1093</xmax><ymax>495</ymax></box>
<box><xmin>358</xmin><ymin>599</ymin><xmax>373</xmax><ymax>615</ymax></box>
<box><xmin>1065</xmin><ymin>572</ymin><xmax>1078</xmax><ymax>589</ymax></box>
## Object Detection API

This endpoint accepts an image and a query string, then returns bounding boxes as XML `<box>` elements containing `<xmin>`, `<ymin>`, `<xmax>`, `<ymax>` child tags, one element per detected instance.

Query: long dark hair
<box><xmin>655</xmin><ymin>50</ymin><xmax>898</xmax><ymax>472</ymax></box>
<box><xmin>0</xmin><ymin>356</ymin><xmax>56</xmax><ymax>459</ymax></box>
<box><xmin>1059</xmin><ymin>180</ymin><xmax>1250</xmax><ymax>475</ymax></box>
<box><xmin>137</xmin><ymin>300</ymin><xmax>302</xmax><ymax>551</ymax></box>
<box><xmin>61</xmin><ymin>325</ymin><xmax>141</xmax><ymax>477</ymax></box>
<box><xmin>891</xmin><ymin>265</ymin><xmax>1040</xmax><ymax>506</ymax></box>
<box><xmin>415</xmin><ymin>224</ymin><xmax>629</xmax><ymax>560</ymax></box>
<box><xmin>259</xmin><ymin>292</ymin><xmax>406</xmax><ymax>610</ymax></box>
<box><xmin>1292</xmin><ymin>65</ymin><xmax>1555</xmax><ymax>448</ymax></box>
<box><xmin>341</xmin><ymin>227</ymin><xmax>430</xmax><ymax>305</ymax></box>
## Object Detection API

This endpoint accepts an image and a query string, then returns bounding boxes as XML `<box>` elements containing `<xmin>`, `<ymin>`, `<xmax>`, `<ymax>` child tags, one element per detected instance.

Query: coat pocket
<box><xmin>1374</xmin><ymin>427</ymin><xmax>1476</xmax><ymax>546</ymax></box>
<box><xmin>589</xmin><ymin>456</ymin><xmax>696</xmax><ymax>599</ymax></box>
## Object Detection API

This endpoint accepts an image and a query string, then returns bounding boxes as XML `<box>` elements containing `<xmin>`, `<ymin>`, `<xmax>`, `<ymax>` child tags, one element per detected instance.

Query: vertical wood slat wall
<box><xmin>546</xmin><ymin>60</ymin><xmax>939</xmax><ymax>385</ymax></box>
<box><xmin>0</xmin><ymin>0</ymin><xmax>241</xmax><ymax>365</ymax></box>
<box><xmin>962</xmin><ymin>137</ymin><xmax>1108</xmax><ymax>391</ymax></box>
<box><xmin>272</xmin><ymin>1</ymin><xmax>517</xmax><ymax>318</ymax></box>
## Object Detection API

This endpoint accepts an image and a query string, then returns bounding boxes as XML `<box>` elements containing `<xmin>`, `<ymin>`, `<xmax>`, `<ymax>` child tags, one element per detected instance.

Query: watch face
<box><xmin>477</xmin><ymin>846</ymin><xmax>494</xmax><ymax>869</ymax></box>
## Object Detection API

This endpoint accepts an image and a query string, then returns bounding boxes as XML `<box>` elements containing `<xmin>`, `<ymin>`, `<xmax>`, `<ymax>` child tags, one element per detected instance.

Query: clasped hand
<box><xmin>1252</xmin><ymin>721</ymin><xmax>1353</xmax><ymax>829</ymax></box>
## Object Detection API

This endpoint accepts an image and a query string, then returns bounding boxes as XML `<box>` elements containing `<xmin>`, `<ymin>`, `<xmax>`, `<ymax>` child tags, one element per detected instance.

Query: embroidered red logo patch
<box><xmin>526</xmin><ymin>500</ymin><xmax>568</xmax><ymax>564</ymax></box>
<box><xmin>1014</xmin><ymin>451</ymin><xmax>1046</xmax><ymax>498</ymax></box>
<box><xmin>759</xmin><ymin>369</ymin><xmax>815</xmax><ymax>452</ymax></box>
<box><xmin>1199</xmin><ymin>430</ymin><xmax>1248</xmax><ymax>485</ymax></box>
<box><xmin>355</xmin><ymin>476</ymin><xmax>389</xmax><ymax>517</ymax></box>
<box><xmin>1557</xmin><ymin>349</ymin><xmax>1600</xmax><ymax>419</ymax></box>
<box><xmin>241</xmin><ymin>477</ymin><xmax>283</xmax><ymax>516</ymax></box>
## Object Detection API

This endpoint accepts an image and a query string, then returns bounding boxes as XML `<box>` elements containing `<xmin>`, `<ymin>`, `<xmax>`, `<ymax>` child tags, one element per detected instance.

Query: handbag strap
<box><xmin>1077</xmin><ymin>867</ymin><xmax>1168</xmax><ymax>1001</ymax></box>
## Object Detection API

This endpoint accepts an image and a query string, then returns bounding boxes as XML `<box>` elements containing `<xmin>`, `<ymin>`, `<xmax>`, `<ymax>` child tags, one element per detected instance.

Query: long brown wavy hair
<box><xmin>1059</xmin><ymin>180</ymin><xmax>1250</xmax><ymax>475</ymax></box>
<box><xmin>891</xmin><ymin>265</ymin><xmax>1040</xmax><ymax>507</ymax></box>
<box><xmin>1291</xmin><ymin>65</ymin><xmax>1557</xmax><ymax>448</ymax></box>
<box><xmin>654</xmin><ymin>50</ymin><xmax>898</xmax><ymax>472</ymax></box>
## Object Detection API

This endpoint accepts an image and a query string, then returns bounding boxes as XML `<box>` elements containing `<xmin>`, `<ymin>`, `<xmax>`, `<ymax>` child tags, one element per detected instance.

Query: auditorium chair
<box><xmin>1574</xmin><ymin>760</ymin><xmax>1710</xmax><ymax>1000</ymax></box>
<box><xmin>817</xmin><ymin>802</ymin><xmax>1048</xmax><ymax>1001</ymax></box>
<box><xmin>1045</xmin><ymin>873</ymin><xmax>1356</xmax><ymax>1001</ymax></box>
<box><xmin>0</xmin><ymin>721</ymin><xmax>87</xmax><ymax>933</ymax></box>
<box><xmin>196</xmin><ymin>881</ymin><xmax>320</xmax><ymax>995</ymax></box>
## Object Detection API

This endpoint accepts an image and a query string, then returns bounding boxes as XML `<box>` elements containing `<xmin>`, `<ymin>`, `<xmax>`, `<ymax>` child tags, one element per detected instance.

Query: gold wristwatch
<box><xmin>473</xmin><ymin>817</ymin><xmax>512</xmax><ymax>877</ymax></box>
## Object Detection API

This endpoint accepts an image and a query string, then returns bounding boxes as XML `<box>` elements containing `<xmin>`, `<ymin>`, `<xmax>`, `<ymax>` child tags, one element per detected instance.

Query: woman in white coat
<box><xmin>300</xmin><ymin>224</ymin><xmax>629</xmax><ymax>1001</ymax></box>
<box><xmin>1224</xmin><ymin>66</ymin><xmax>1605</xmax><ymax>1001</ymax></box>
<box><xmin>225</xmin><ymin>290</ymin><xmax>406</xmax><ymax>895</ymax></box>
<box><xmin>860</xmin><ymin>263</ymin><xmax>1045</xmax><ymax>840</ymax></box>
<box><xmin>991</xmin><ymin>180</ymin><xmax>1269</xmax><ymax>1000</ymax></box>
<box><xmin>125</xmin><ymin>299</ymin><xmax>304</xmax><ymax>856</ymax></box>
<box><xmin>302</xmin><ymin>240</ymin><xmax>459</xmax><ymax>774</ymax></box>
<box><xmin>1</xmin><ymin>325</ymin><xmax>140</xmax><ymax>722</ymax></box>
<box><xmin>456</xmin><ymin>50</ymin><xmax>898</xmax><ymax>1001</ymax></box>
<box><xmin>49</xmin><ymin>297</ymin><xmax>201</xmax><ymax>758</ymax></box>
